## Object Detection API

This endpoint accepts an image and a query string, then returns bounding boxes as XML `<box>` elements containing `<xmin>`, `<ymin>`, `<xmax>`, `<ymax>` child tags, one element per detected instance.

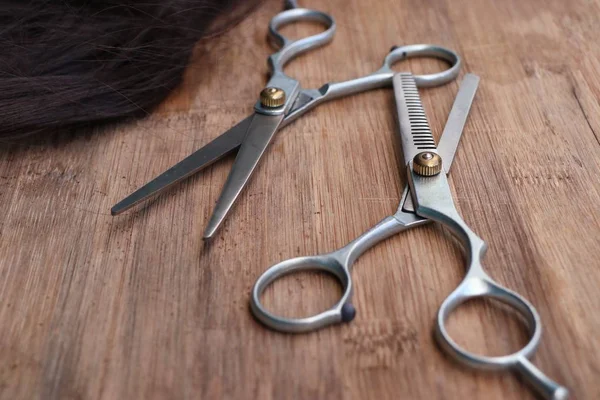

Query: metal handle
<box><xmin>317</xmin><ymin>44</ymin><xmax>461</xmax><ymax>105</ymax></box>
<box><xmin>383</xmin><ymin>44</ymin><xmax>461</xmax><ymax>87</ymax></box>
<box><xmin>250</xmin><ymin>253</ymin><xmax>354</xmax><ymax>333</ymax></box>
<box><xmin>437</xmin><ymin>276</ymin><xmax>569</xmax><ymax>398</ymax></box>
<box><xmin>268</xmin><ymin>8</ymin><xmax>336</xmax><ymax>73</ymax></box>
<box><xmin>251</xmin><ymin>216</ymin><xmax>413</xmax><ymax>333</ymax></box>
<box><xmin>408</xmin><ymin>170</ymin><xmax>569</xmax><ymax>399</ymax></box>
<box><xmin>436</xmin><ymin>253</ymin><xmax>569</xmax><ymax>400</ymax></box>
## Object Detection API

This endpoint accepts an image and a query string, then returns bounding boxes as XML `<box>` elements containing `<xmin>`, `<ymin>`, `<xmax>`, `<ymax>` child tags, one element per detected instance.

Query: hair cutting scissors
<box><xmin>250</xmin><ymin>73</ymin><xmax>569</xmax><ymax>399</ymax></box>
<box><xmin>110</xmin><ymin>4</ymin><xmax>460</xmax><ymax>239</ymax></box>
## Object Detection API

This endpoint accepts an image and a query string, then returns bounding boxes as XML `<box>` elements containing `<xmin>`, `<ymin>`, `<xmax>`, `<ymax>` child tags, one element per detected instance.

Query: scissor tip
<box><xmin>202</xmin><ymin>229</ymin><xmax>216</xmax><ymax>241</ymax></box>
<box><xmin>110</xmin><ymin>206</ymin><xmax>121</xmax><ymax>216</ymax></box>
<box><xmin>203</xmin><ymin>219</ymin><xmax>222</xmax><ymax>240</ymax></box>
<box><xmin>552</xmin><ymin>387</ymin><xmax>569</xmax><ymax>400</ymax></box>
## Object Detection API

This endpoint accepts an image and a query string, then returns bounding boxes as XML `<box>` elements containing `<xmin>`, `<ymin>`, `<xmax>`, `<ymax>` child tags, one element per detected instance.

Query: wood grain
<box><xmin>1</xmin><ymin>0</ymin><xmax>599</xmax><ymax>399</ymax></box>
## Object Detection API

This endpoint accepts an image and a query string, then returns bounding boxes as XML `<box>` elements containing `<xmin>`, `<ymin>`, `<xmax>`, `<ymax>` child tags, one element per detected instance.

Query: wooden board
<box><xmin>1</xmin><ymin>0</ymin><xmax>599</xmax><ymax>398</ymax></box>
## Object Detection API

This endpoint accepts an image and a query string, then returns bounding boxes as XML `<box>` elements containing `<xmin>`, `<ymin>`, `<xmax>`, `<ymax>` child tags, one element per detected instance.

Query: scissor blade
<box><xmin>401</xmin><ymin>73</ymin><xmax>480</xmax><ymax>213</ymax></box>
<box><xmin>203</xmin><ymin>113</ymin><xmax>285</xmax><ymax>239</ymax></box>
<box><xmin>394</xmin><ymin>72</ymin><xmax>438</xmax><ymax>167</ymax></box>
<box><xmin>110</xmin><ymin>116</ymin><xmax>253</xmax><ymax>215</ymax></box>
<box><xmin>438</xmin><ymin>73</ymin><xmax>480</xmax><ymax>173</ymax></box>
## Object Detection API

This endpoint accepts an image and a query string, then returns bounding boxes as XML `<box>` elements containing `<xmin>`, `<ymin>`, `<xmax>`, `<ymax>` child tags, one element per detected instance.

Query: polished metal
<box><xmin>204</xmin><ymin>113</ymin><xmax>285</xmax><ymax>239</ymax></box>
<box><xmin>251</xmin><ymin>72</ymin><xmax>569</xmax><ymax>399</ymax></box>
<box><xmin>250</xmin><ymin>73</ymin><xmax>478</xmax><ymax>332</ymax></box>
<box><xmin>251</xmin><ymin>188</ymin><xmax>427</xmax><ymax>332</ymax></box>
<box><xmin>111</xmin><ymin>6</ymin><xmax>461</xmax><ymax>240</ymax></box>
<box><xmin>394</xmin><ymin>72</ymin><xmax>438</xmax><ymax>164</ymax></box>
<box><xmin>111</xmin><ymin>117</ymin><xmax>252</xmax><ymax>215</ymax></box>
<box><xmin>408</xmin><ymin>169</ymin><xmax>569</xmax><ymax>400</ymax></box>
<box><xmin>437</xmin><ymin>72</ymin><xmax>479</xmax><ymax>173</ymax></box>
<box><xmin>401</xmin><ymin>74</ymin><xmax>478</xmax><ymax>213</ymax></box>
<box><xmin>398</xmin><ymin>73</ymin><xmax>568</xmax><ymax>399</ymax></box>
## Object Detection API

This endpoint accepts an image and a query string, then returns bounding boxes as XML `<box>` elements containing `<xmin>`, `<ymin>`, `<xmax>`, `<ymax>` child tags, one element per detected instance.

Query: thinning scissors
<box><xmin>110</xmin><ymin>5</ymin><xmax>460</xmax><ymax>239</ymax></box>
<box><xmin>250</xmin><ymin>74</ymin><xmax>569</xmax><ymax>399</ymax></box>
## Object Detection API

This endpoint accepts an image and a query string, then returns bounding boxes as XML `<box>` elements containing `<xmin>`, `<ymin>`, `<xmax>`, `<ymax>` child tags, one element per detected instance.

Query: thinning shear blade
<box><xmin>401</xmin><ymin>73</ymin><xmax>480</xmax><ymax>213</ymax></box>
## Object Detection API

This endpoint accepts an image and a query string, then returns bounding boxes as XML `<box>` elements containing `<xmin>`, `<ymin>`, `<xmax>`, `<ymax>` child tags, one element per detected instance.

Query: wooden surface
<box><xmin>1</xmin><ymin>0</ymin><xmax>599</xmax><ymax>399</ymax></box>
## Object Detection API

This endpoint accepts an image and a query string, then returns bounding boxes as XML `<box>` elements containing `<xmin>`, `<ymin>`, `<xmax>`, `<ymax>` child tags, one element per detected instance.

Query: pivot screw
<box><xmin>260</xmin><ymin>87</ymin><xmax>286</xmax><ymax>108</ymax></box>
<box><xmin>413</xmin><ymin>152</ymin><xmax>443</xmax><ymax>176</ymax></box>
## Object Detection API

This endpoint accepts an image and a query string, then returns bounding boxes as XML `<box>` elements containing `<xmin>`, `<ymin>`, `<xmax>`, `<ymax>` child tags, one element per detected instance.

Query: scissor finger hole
<box><xmin>389</xmin><ymin>57</ymin><xmax>453</xmax><ymax>76</ymax></box>
<box><xmin>276</xmin><ymin>19</ymin><xmax>330</xmax><ymax>42</ymax></box>
<box><xmin>384</xmin><ymin>45</ymin><xmax>460</xmax><ymax>87</ymax></box>
<box><xmin>443</xmin><ymin>297</ymin><xmax>532</xmax><ymax>358</ymax></box>
<box><xmin>261</xmin><ymin>270</ymin><xmax>343</xmax><ymax>319</ymax></box>
<box><xmin>269</xmin><ymin>8</ymin><xmax>334</xmax><ymax>50</ymax></box>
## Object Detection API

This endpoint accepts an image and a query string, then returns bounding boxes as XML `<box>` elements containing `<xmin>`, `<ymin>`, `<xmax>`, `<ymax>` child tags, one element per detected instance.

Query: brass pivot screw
<box><xmin>413</xmin><ymin>152</ymin><xmax>443</xmax><ymax>176</ymax></box>
<box><xmin>260</xmin><ymin>87</ymin><xmax>286</xmax><ymax>108</ymax></box>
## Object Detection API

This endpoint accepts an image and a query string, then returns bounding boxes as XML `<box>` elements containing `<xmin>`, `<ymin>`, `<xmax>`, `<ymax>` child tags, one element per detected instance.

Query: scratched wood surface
<box><xmin>1</xmin><ymin>0</ymin><xmax>600</xmax><ymax>399</ymax></box>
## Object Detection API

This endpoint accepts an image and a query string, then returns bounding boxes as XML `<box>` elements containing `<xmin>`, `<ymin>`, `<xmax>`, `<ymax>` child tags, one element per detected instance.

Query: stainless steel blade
<box><xmin>393</xmin><ymin>72</ymin><xmax>438</xmax><ymax>168</ymax></box>
<box><xmin>111</xmin><ymin>92</ymin><xmax>317</xmax><ymax>216</ymax></box>
<box><xmin>203</xmin><ymin>113</ymin><xmax>285</xmax><ymax>239</ymax></box>
<box><xmin>438</xmin><ymin>73</ymin><xmax>480</xmax><ymax>173</ymax></box>
<box><xmin>400</xmin><ymin>73</ymin><xmax>479</xmax><ymax>213</ymax></box>
<box><xmin>111</xmin><ymin>116</ymin><xmax>253</xmax><ymax>215</ymax></box>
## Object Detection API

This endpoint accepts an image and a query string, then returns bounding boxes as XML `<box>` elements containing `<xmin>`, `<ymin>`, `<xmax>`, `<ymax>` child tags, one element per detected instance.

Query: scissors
<box><xmin>110</xmin><ymin>4</ymin><xmax>460</xmax><ymax>239</ymax></box>
<box><xmin>250</xmin><ymin>73</ymin><xmax>569</xmax><ymax>399</ymax></box>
